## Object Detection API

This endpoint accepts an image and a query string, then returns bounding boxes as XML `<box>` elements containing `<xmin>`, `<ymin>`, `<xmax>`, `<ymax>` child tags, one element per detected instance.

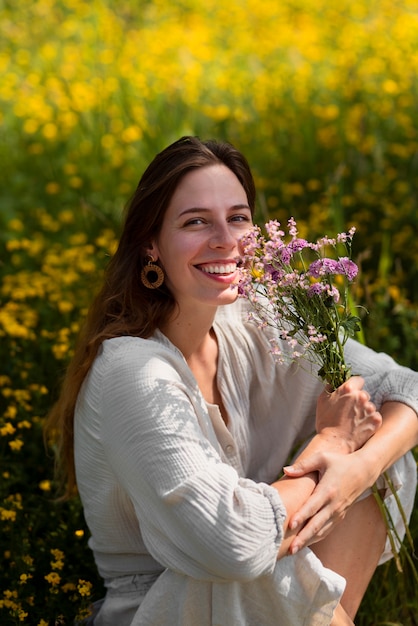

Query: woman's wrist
<box><xmin>350</xmin><ymin>446</ymin><xmax>382</xmax><ymax>487</ymax></box>
<box><xmin>297</xmin><ymin>431</ymin><xmax>355</xmax><ymax>462</ymax></box>
<box><xmin>314</xmin><ymin>428</ymin><xmax>358</xmax><ymax>454</ymax></box>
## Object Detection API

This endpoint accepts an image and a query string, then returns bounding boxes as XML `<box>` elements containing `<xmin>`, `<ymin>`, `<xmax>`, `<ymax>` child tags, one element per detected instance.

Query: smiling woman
<box><xmin>45</xmin><ymin>136</ymin><xmax>418</xmax><ymax>626</ymax></box>
<box><xmin>147</xmin><ymin>164</ymin><xmax>252</xmax><ymax>317</ymax></box>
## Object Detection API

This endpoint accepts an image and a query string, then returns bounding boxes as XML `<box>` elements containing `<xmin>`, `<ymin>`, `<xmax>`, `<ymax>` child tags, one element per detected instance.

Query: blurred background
<box><xmin>1</xmin><ymin>1</ymin><xmax>417</xmax><ymax>623</ymax></box>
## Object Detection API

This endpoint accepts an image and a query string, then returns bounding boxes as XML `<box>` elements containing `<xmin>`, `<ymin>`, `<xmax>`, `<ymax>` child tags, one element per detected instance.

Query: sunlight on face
<box><xmin>151</xmin><ymin>164</ymin><xmax>253</xmax><ymax>313</ymax></box>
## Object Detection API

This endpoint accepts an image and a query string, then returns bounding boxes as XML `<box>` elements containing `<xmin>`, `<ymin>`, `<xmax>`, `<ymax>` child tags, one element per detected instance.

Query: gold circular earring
<box><xmin>141</xmin><ymin>255</ymin><xmax>165</xmax><ymax>289</ymax></box>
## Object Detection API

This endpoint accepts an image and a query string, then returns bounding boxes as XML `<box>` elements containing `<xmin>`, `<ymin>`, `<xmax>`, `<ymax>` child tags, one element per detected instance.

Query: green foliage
<box><xmin>1</xmin><ymin>0</ymin><xmax>417</xmax><ymax>623</ymax></box>
<box><xmin>358</xmin><ymin>489</ymin><xmax>418</xmax><ymax>626</ymax></box>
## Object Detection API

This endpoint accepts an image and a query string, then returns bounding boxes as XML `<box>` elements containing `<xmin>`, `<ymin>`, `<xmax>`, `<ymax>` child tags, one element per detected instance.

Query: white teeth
<box><xmin>200</xmin><ymin>263</ymin><xmax>236</xmax><ymax>274</ymax></box>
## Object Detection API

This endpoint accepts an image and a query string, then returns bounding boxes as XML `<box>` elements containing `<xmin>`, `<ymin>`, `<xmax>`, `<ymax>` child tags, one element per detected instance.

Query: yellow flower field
<box><xmin>1</xmin><ymin>0</ymin><xmax>417</xmax><ymax>623</ymax></box>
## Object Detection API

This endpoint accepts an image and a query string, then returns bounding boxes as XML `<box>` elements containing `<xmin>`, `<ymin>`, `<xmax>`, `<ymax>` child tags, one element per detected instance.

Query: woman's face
<box><xmin>149</xmin><ymin>164</ymin><xmax>253</xmax><ymax>313</ymax></box>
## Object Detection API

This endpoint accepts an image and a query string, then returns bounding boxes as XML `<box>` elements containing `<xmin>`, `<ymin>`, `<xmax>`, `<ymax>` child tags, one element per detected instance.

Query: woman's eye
<box><xmin>184</xmin><ymin>218</ymin><xmax>205</xmax><ymax>226</ymax></box>
<box><xmin>230</xmin><ymin>214</ymin><xmax>251</xmax><ymax>223</ymax></box>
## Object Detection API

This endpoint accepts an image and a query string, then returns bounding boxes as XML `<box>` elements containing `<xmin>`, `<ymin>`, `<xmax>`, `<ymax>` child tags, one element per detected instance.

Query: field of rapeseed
<box><xmin>1</xmin><ymin>0</ymin><xmax>417</xmax><ymax>623</ymax></box>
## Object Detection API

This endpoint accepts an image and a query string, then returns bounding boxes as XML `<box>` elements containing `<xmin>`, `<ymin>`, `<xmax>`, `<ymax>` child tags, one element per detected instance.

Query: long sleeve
<box><xmin>344</xmin><ymin>339</ymin><xmax>418</xmax><ymax>414</ymax></box>
<box><xmin>84</xmin><ymin>337</ymin><xmax>286</xmax><ymax>582</ymax></box>
<box><xmin>75</xmin><ymin>299</ymin><xmax>417</xmax><ymax>626</ymax></box>
<box><xmin>75</xmin><ymin>331</ymin><xmax>348</xmax><ymax>626</ymax></box>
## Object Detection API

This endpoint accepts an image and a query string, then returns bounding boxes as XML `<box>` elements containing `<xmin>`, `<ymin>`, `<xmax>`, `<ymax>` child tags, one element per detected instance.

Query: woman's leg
<box><xmin>331</xmin><ymin>603</ymin><xmax>355</xmax><ymax>625</ymax></box>
<box><xmin>311</xmin><ymin>493</ymin><xmax>387</xmax><ymax>620</ymax></box>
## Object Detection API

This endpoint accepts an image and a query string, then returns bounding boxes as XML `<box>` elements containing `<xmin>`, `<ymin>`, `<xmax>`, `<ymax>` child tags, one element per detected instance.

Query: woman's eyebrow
<box><xmin>178</xmin><ymin>204</ymin><xmax>250</xmax><ymax>217</ymax></box>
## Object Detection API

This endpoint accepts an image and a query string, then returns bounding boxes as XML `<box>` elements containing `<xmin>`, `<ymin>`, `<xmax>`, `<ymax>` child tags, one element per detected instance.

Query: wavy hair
<box><xmin>45</xmin><ymin>136</ymin><xmax>256</xmax><ymax>496</ymax></box>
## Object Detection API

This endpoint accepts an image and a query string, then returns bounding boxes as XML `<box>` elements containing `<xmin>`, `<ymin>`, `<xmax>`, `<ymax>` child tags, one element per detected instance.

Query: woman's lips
<box><xmin>198</xmin><ymin>262</ymin><xmax>238</xmax><ymax>275</ymax></box>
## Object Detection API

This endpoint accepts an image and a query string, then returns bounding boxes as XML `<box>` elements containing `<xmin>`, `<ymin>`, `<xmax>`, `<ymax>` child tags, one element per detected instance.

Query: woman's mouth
<box><xmin>197</xmin><ymin>262</ymin><xmax>238</xmax><ymax>275</ymax></box>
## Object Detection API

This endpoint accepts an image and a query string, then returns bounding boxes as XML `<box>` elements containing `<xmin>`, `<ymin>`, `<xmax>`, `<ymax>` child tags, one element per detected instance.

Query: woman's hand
<box><xmin>315</xmin><ymin>376</ymin><xmax>382</xmax><ymax>453</ymax></box>
<box><xmin>283</xmin><ymin>449</ymin><xmax>372</xmax><ymax>553</ymax></box>
<box><xmin>281</xmin><ymin>376</ymin><xmax>383</xmax><ymax>553</ymax></box>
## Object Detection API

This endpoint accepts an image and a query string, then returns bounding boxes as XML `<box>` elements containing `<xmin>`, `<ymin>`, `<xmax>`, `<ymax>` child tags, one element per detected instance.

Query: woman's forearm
<box><xmin>277</xmin><ymin>401</ymin><xmax>417</xmax><ymax>553</ymax></box>
<box><xmin>292</xmin><ymin>401</ymin><xmax>417</xmax><ymax>488</ymax></box>
<box><xmin>355</xmin><ymin>401</ymin><xmax>418</xmax><ymax>482</ymax></box>
<box><xmin>271</xmin><ymin>473</ymin><xmax>318</xmax><ymax>558</ymax></box>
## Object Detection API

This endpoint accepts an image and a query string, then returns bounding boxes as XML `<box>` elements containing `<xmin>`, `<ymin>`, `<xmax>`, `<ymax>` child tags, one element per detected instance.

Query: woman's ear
<box><xmin>144</xmin><ymin>242</ymin><xmax>159</xmax><ymax>261</ymax></box>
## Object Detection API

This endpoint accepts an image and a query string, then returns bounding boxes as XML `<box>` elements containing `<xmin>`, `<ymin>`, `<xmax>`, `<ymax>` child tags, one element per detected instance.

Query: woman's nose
<box><xmin>208</xmin><ymin>223</ymin><xmax>237</xmax><ymax>249</ymax></box>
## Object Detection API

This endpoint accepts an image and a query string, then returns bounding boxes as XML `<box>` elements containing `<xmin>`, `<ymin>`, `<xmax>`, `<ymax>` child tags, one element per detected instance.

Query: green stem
<box><xmin>372</xmin><ymin>479</ymin><xmax>418</xmax><ymax>583</ymax></box>
<box><xmin>384</xmin><ymin>471</ymin><xmax>416</xmax><ymax>552</ymax></box>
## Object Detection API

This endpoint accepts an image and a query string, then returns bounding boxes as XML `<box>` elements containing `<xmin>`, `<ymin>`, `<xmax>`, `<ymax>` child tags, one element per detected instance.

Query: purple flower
<box><xmin>279</xmin><ymin>238</ymin><xmax>309</xmax><ymax>265</ymax></box>
<box><xmin>280</xmin><ymin>247</ymin><xmax>292</xmax><ymax>264</ymax></box>
<box><xmin>337</xmin><ymin>227</ymin><xmax>356</xmax><ymax>243</ymax></box>
<box><xmin>327</xmin><ymin>285</ymin><xmax>340</xmax><ymax>303</ymax></box>
<box><xmin>238</xmin><ymin>218</ymin><xmax>360</xmax><ymax>390</ymax></box>
<box><xmin>307</xmin><ymin>282</ymin><xmax>340</xmax><ymax>303</ymax></box>
<box><xmin>264</xmin><ymin>263</ymin><xmax>284</xmax><ymax>282</ymax></box>
<box><xmin>265</xmin><ymin>220</ymin><xmax>284</xmax><ymax>239</ymax></box>
<box><xmin>307</xmin><ymin>282</ymin><xmax>326</xmax><ymax>297</ymax></box>
<box><xmin>288</xmin><ymin>217</ymin><xmax>298</xmax><ymax>237</ymax></box>
<box><xmin>290</xmin><ymin>238</ymin><xmax>309</xmax><ymax>253</ymax></box>
<box><xmin>337</xmin><ymin>257</ymin><xmax>358</xmax><ymax>281</ymax></box>
<box><xmin>308</xmin><ymin>258</ymin><xmax>340</xmax><ymax>277</ymax></box>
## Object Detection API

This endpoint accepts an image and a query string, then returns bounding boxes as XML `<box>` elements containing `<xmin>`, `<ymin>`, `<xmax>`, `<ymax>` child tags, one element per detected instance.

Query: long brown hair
<box><xmin>45</xmin><ymin>136</ymin><xmax>256</xmax><ymax>497</ymax></box>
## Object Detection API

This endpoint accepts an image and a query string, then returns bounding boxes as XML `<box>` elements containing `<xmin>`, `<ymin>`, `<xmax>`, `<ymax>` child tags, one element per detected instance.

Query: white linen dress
<box><xmin>74</xmin><ymin>298</ymin><xmax>418</xmax><ymax>625</ymax></box>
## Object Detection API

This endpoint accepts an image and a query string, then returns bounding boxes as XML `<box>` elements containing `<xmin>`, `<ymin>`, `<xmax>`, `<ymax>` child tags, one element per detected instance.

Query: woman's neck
<box><xmin>159</xmin><ymin>305</ymin><xmax>217</xmax><ymax>360</ymax></box>
<box><xmin>161</xmin><ymin>306</ymin><xmax>226</xmax><ymax>421</ymax></box>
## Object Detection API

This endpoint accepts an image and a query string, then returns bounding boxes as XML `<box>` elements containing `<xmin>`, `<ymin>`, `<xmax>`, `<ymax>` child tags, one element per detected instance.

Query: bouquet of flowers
<box><xmin>239</xmin><ymin>217</ymin><xmax>360</xmax><ymax>390</ymax></box>
<box><xmin>239</xmin><ymin>217</ymin><xmax>416</xmax><ymax>577</ymax></box>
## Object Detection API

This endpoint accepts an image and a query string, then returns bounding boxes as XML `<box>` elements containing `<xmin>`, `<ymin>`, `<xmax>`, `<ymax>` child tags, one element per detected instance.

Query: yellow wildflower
<box><xmin>77</xmin><ymin>579</ymin><xmax>93</xmax><ymax>597</ymax></box>
<box><xmin>58</xmin><ymin>209</ymin><xmax>75</xmax><ymax>223</ymax></box>
<box><xmin>18</xmin><ymin>608</ymin><xmax>28</xmax><ymax>620</ymax></box>
<box><xmin>9</xmin><ymin>439</ymin><xmax>24</xmax><ymax>451</ymax></box>
<box><xmin>51</xmin><ymin>548</ymin><xmax>65</xmax><ymax>560</ymax></box>
<box><xmin>4</xmin><ymin>405</ymin><xmax>18</xmax><ymax>419</ymax></box>
<box><xmin>0</xmin><ymin>423</ymin><xmax>16</xmax><ymax>437</ymax></box>
<box><xmin>45</xmin><ymin>182</ymin><xmax>60</xmax><ymax>195</ymax></box>
<box><xmin>45</xmin><ymin>571</ymin><xmax>61</xmax><ymax>586</ymax></box>
<box><xmin>69</xmin><ymin>175</ymin><xmax>83</xmax><ymax>188</ymax></box>
<box><xmin>8</xmin><ymin>218</ymin><xmax>24</xmax><ymax>231</ymax></box>
<box><xmin>0</xmin><ymin>508</ymin><xmax>17</xmax><ymax>522</ymax></box>
<box><xmin>50</xmin><ymin>548</ymin><xmax>65</xmax><ymax>570</ymax></box>
<box><xmin>57</xmin><ymin>300</ymin><xmax>74</xmax><ymax>314</ymax></box>
<box><xmin>19</xmin><ymin>573</ymin><xmax>32</xmax><ymax>584</ymax></box>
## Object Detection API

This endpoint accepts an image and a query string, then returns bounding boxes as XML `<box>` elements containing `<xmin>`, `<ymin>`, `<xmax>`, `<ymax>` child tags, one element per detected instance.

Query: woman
<box><xmin>47</xmin><ymin>136</ymin><xmax>418</xmax><ymax>625</ymax></box>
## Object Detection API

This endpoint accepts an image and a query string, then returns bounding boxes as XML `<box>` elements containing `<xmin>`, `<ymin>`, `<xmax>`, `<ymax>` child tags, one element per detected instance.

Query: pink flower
<box><xmin>308</xmin><ymin>258</ymin><xmax>340</xmax><ymax>277</ymax></box>
<box><xmin>307</xmin><ymin>283</ymin><xmax>326</xmax><ymax>297</ymax></box>
<box><xmin>337</xmin><ymin>257</ymin><xmax>358</xmax><ymax>281</ymax></box>
<box><xmin>308</xmin><ymin>257</ymin><xmax>358</xmax><ymax>282</ymax></box>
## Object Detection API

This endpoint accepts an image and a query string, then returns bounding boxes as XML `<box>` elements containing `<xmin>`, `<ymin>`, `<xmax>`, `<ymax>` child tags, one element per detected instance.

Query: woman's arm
<box><xmin>283</xmin><ymin>400</ymin><xmax>418</xmax><ymax>554</ymax></box>
<box><xmin>270</xmin><ymin>376</ymin><xmax>383</xmax><ymax>557</ymax></box>
<box><xmin>358</xmin><ymin>400</ymin><xmax>418</xmax><ymax>475</ymax></box>
<box><xmin>277</xmin><ymin>337</ymin><xmax>418</xmax><ymax>553</ymax></box>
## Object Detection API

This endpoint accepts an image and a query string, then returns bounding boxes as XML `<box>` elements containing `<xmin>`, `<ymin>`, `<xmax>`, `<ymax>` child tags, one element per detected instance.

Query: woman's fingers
<box><xmin>283</xmin><ymin>452</ymin><xmax>365</xmax><ymax>551</ymax></box>
<box><xmin>316</xmin><ymin>378</ymin><xmax>383</xmax><ymax>452</ymax></box>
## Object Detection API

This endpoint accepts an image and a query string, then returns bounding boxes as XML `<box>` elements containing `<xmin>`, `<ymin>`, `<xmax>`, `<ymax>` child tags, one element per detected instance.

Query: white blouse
<box><xmin>74</xmin><ymin>298</ymin><xmax>418</xmax><ymax>625</ymax></box>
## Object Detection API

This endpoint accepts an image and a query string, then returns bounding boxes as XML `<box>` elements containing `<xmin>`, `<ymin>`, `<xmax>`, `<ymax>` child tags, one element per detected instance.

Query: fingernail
<box><xmin>283</xmin><ymin>465</ymin><xmax>303</xmax><ymax>474</ymax></box>
<box><xmin>290</xmin><ymin>519</ymin><xmax>299</xmax><ymax>530</ymax></box>
<box><xmin>290</xmin><ymin>544</ymin><xmax>299</xmax><ymax>555</ymax></box>
<box><xmin>283</xmin><ymin>465</ymin><xmax>295</xmax><ymax>472</ymax></box>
